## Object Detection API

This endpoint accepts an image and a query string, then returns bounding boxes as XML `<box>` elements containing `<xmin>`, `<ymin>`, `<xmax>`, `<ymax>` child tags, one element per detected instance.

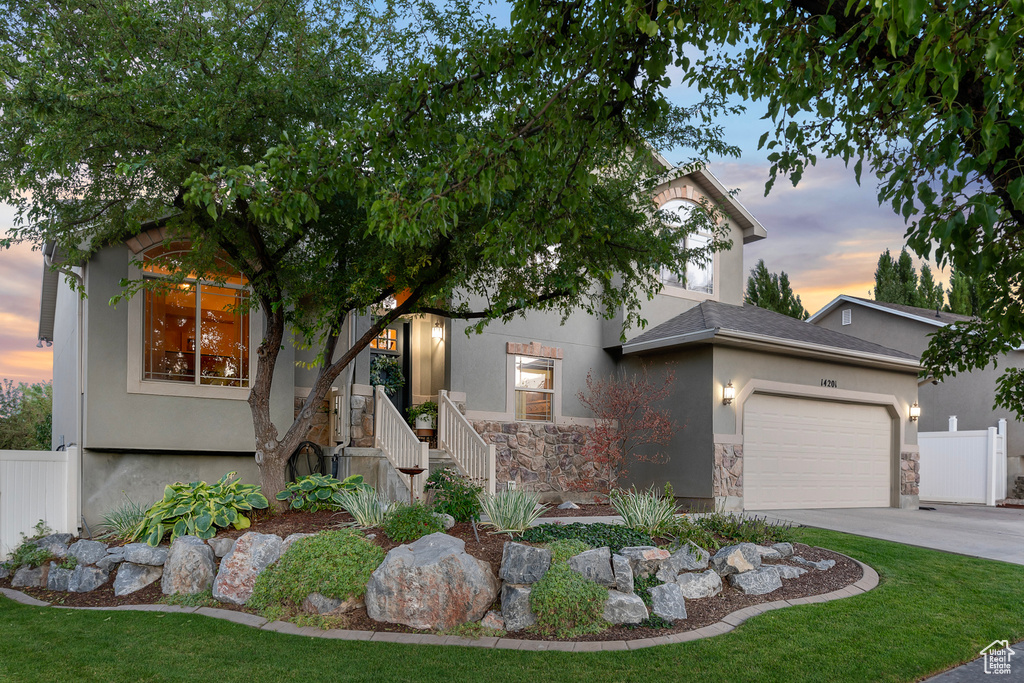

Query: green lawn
<box><xmin>1</xmin><ymin>529</ymin><xmax>1021</xmax><ymax>682</ymax></box>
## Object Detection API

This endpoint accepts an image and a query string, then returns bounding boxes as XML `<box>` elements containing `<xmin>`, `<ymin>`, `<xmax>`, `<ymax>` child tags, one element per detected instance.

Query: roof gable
<box><xmin>808</xmin><ymin>294</ymin><xmax>973</xmax><ymax>327</ymax></box>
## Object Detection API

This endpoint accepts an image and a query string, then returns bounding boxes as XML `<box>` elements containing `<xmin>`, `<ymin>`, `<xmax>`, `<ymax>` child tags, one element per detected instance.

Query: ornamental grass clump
<box><xmin>97</xmin><ymin>493</ymin><xmax>146</xmax><ymax>541</ymax></box>
<box><xmin>334</xmin><ymin>486</ymin><xmax>393</xmax><ymax>528</ymax></box>
<box><xmin>610</xmin><ymin>486</ymin><xmax>678</xmax><ymax>537</ymax></box>
<box><xmin>529</xmin><ymin>539</ymin><xmax>609</xmax><ymax>638</ymax></box>
<box><xmin>477</xmin><ymin>489</ymin><xmax>547</xmax><ymax>533</ymax></box>
<box><xmin>248</xmin><ymin>529</ymin><xmax>384</xmax><ymax>622</ymax></box>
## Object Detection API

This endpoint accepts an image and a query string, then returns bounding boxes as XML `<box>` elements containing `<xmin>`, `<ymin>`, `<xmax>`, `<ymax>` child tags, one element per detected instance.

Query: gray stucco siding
<box><xmin>50</xmin><ymin>277</ymin><xmax>80</xmax><ymax>449</ymax></box>
<box><xmin>814</xmin><ymin>304</ymin><xmax>939</xmax><ymax>357</ymax></box>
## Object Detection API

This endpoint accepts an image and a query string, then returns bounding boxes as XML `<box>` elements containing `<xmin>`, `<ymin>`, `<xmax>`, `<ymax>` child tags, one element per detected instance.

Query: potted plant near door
<box><xmin>407</xmin><ymin>401</ymin><xmax>438</xmax><ymax>438</ymax></box>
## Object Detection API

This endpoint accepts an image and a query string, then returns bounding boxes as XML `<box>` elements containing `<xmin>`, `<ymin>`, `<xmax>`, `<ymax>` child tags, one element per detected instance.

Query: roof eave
<box><xmin>808</xmin><ymin>294</ymin><xmax>949</xmax><ymax>328</ymax></box>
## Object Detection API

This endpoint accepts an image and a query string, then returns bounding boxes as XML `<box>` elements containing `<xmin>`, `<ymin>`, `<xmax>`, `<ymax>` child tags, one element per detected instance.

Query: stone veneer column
<box><xmin>899</xmin><ymin>450</ymin><xmax>920</xmax><ymax>509</ymax></box>
<box><xmin>712</xmin><ymin>443</ymin><xmax>743</xmax><ymax>511</ymax></box>
<box><xmin>349</xmin><ymin>394</ymin><xmax>375</xmax><ymax>448</ymax></box>
<box><xmin>293</xmin><ymin>395</ymin><xmax>332</xmax><ymax>447</ymax></box>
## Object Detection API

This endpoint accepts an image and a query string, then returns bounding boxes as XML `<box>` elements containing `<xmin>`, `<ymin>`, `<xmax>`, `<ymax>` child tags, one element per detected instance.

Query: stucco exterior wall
<box><xmin>814</xmin><ymin>304</ymin><xmax>937</xmax><ymax>356</ymax></box>
<box><xmin>50</xmin><ymin>276</ymin><xmax>80</xmax><ymax>449</ymax></box>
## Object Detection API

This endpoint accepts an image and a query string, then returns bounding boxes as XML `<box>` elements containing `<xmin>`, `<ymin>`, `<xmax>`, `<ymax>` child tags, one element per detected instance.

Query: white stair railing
<box><xmin>373</xmin><ymin>386</ymin><xmax>429</xmax><ymax>500</ymax></box>
<box><xmin>438</xmin><ymin>389</ymin><xmax>496</xmax><ymax>494</ymax></box>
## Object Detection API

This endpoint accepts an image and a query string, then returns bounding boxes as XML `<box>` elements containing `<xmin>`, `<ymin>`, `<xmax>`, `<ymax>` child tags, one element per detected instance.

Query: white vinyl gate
<box><xmin>0</xmin><ymin>447</ymin><xmax>79</xmax><ymax>561</ymax></box>
<box><xmin>918</xmin><ymin>419</ymin><xmax>1007</xmax><ymax>505</ymax></box>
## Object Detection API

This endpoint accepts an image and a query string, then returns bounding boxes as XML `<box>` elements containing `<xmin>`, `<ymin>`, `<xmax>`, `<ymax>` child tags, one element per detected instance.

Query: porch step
<box><xmin>429</xmin><ymin>448</ymin><xmax>455</xmax><ymax>473</ymax></box>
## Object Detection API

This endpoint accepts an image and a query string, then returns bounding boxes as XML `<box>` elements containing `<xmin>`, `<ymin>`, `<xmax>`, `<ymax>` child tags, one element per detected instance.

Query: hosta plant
<box><xmin>477</xmin><ymin>489</ymin><xmax>548</xmax><ymax>534</ymax></box>
<box><xmin>275</xmin><ymin>474</ymin><xmax>369</xmax><ymax>512</ymax></box>
<box><xmin>135</xmin><ymin>472</ymin><xmax>269</xmax><ymax>546</ymax></box>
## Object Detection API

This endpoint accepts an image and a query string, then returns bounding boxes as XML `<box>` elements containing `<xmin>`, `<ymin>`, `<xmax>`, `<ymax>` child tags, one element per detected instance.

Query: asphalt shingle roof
<box><xmin>845</xmin><ymin>296</ymin><xmax>974</xmax><ymax>325</ymax></box>
<box><xmin>626</xmin><ymin>300</ymin><xmax>917</xmax><ymax>361</ymax></box>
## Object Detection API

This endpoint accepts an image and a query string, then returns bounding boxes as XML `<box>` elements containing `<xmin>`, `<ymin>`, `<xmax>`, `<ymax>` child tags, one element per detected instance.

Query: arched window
<box><xmin>659</xmin><ymin>199</ymin><xmax>714</xmax><ymax>294</ymax></box>
<box><xmin>140</xmin><ymin>243</ymin><xmax>250</xmax><ymax>387</ymax></box>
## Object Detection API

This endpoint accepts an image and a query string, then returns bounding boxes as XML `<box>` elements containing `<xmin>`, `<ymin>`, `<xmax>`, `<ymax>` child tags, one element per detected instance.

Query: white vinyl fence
<box><xmin>918</xmin><ymin>419</ymin><xmax>1007</xmax><ymax>505</ymax></box>
<box><xmin>0</xmin><ymin>447</ymin><xmax>79</xmax><ymax>561</ymax></box>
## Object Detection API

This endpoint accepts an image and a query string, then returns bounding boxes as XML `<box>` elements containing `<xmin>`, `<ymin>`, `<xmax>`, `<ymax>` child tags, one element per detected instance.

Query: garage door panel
<box><xmin>744</xmin><ymin>394</ymin><xmax>891</xmax><ymax>510</ymax></box>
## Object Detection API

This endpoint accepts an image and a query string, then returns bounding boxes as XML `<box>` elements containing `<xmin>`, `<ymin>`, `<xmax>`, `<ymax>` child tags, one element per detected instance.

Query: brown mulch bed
<box><xmin>2</xmin><ymin>510</ymin><xmax>863</xmax><ymax>641</ymax></box>
<box><xmin>539</xmin><ymin>504</ymin><xmax>618</xmax><ymax>518</ymax></box>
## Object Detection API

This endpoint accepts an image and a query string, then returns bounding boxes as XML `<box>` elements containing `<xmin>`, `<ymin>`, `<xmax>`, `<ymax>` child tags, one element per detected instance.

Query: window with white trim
<box><xmin>141</xmin><ymin>243</ymin><xmax>250</xmax><ymax>388</ymax></box>
<box><xmin>514</xmin><ymin>356</ymin><xmax>555</xmax><ymax>421</ymax></box>
<box><xmin>659</xmin><ymin>199</ymin><xmax>714</xmax><ymax>294</ymax></box>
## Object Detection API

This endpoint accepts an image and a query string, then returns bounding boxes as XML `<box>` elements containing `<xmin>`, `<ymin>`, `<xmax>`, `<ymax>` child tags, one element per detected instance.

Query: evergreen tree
<box><xmin>917</xmin><ymin>264</ymin><xmax>945</xmax><ymax>311</ymax></box>
<box><xmin>947</xmin><ymin>269</ymin><xmax>981</xmax><ymax>316</ymax></box>
<box><xmin>873</xmin><ymin>249</ymin><xmax>905</xmax><ymax>304</ymax></box>
<box><xmin>744</xmin><ymin>259</ymin><xmax>809</xmax><ymax>320</ymax></box>
<box><xmin>874</xmin><ymin>247</ymin><xmax>941</xmax><ymax>309</ymax></box>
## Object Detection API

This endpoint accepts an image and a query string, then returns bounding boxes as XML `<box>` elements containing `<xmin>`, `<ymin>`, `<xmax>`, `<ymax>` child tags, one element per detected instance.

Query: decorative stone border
<box><xmin>0</xmin><ymin>550</ymin><xmax>879</xmax><ymax>652</ymax></box>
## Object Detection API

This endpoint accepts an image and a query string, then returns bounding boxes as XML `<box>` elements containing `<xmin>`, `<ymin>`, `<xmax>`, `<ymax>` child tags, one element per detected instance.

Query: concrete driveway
<box><xmin>750</xmin><ymin>504</ymin><xmax>1024</xmax><ymax>566</ymax></box>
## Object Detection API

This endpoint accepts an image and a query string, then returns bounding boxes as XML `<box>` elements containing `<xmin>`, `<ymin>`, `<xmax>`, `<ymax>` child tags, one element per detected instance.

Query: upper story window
<box><xmin>141</xmin><ymin>243</ymin><xmax>250</xmax><ymax>388</ymax></box>
<box><xmin>514</xmin><ymin>355</ymin><xmax>554</xmax><ymax>421</ymax></box>
<box><xmin>659</xmin><ymin>199</ymin><xmax>714</xmax><ymax>294</ymax></box>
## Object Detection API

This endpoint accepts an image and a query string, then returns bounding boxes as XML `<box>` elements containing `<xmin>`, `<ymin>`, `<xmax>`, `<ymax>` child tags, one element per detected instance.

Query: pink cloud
<box><xmin>0</xmin><ymin>236</ymin><xmax>51</xmax><ymax>384</ymax></box>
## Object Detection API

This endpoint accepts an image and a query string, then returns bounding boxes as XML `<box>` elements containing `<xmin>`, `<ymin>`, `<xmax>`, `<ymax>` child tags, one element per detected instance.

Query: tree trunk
<box><xmin>259</xmin><ymin>448</ymin><xmax>290</xmax><ymax>512</ymax></box>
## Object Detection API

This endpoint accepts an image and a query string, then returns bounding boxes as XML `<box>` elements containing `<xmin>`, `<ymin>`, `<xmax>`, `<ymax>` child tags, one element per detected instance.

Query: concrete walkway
<box><xmin>923</xmin><ymin>640</ymin><xmax>1023</xmax><ymax>681</ymax></box>
<box><xmin>749</xmin><ymin>504</ymin><xmax>1024</xmax><ymax>566</ymax></box>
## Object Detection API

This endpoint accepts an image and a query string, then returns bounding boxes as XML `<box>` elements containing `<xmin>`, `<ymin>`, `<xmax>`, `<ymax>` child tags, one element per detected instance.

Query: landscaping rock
<box><xmin>612</xmin><ymin>553</ymin><xmax>634</xmax><ymax>594</ymax></box>
<box><xmin>122</xmin><ymin>543</ymin><xmax>169</xmax><ymax>566</ymax></box>
<box><xmin>792</xmin><ymin>556</ymin><xmax>836</xmax><ymax>571</ymax></box>
<box><xmin>603</xmin><ymin>589</ymin><xmax>648</xmax><ymax>625</ymax></box>
<box><xmin>12</xmin><ymin>565</ymin><xmax>47</xmax><ymax>588</ymax></box>
<box><xmin>281</xmin><ymin>533</ymin><xmax>314</xmax><ymax>553</ymax></box>
<box><xmin>499</xmin><ymin>542</ymin><xmax>551</xmax><ymax>585</ymax></box>
<box><xmin>619</xmin><ymin>546</ymin><xmax>671</xmax><ymax>578</ymax></box>
<box><xmin>68</xmin><ymin>540</ymin><xmax>108</xmax><ymax>566</ymax></box>
<box><xmin>776</xmin><ymin>564</ymin><xmax>808</xmax><ymax>580</ymax></box>
<box><xmin>33</xmin><ymin>534</ymin><xmax>71</xmax><ymax>559</ymax></box>
<box><xmin>771</xmin><ymin>542</ymin><xmax>794</xmax><ymax>558</ymax></box>
<box><xmin>728</xmin><ymin>566</ymin><xmax>782</xmax><ymax>596</ymax></box>
<box><xmin>69</xmin><ymin>565</ymin><xmax>109</xmax><ymax>592</ymax></box>
<box><xmin>568</xmin><ymin>547</ymin><xmax>615</xmax><ymax>587</ymax></box>
<box><xmin>302</xmin><ymin>592</ymin><xmax>363</xmax><ymax>615</ymax></box>
<box><xmin>0</xmin><ymin>565</ymin><xmax>9</xmax><ymax>580</ymax></box>
<box><xmin>212</xmin><ymin>532</ymin><xmax>284</xmax><ymax>605</ymax></box>
<box><xmin>675</xmin><ymin>569</ymin><xmax>723</xmax><ymax>599</ymax></box>
<box><xmin>710</xmin><ymin>543</ymin><xmax>761</xmax><ymax>576</ymax></box>
<box><xmin>656</xmin><ymin>542</ymin><xmax>710</xmax><ymax>581</ymax></box>
<box><xmin>755</xmin><ymin>544</ymin><xmax>782</xmax><ymax>560</ymax></box>
<box><xmin>433</xmin><ymin>513</ymin><xmax>456</xmax><ymax>531</ymax></box>
<box><xmin>207</xmin><ymin>537</ymin><xmax>236</xmax><ymax>559</ymax></box>
<box><xmin>649</xmin><ymin>582</ymin><xmax>688</xmax><ymax>621</ymax></box>
<box><xmin>557</xmin><ymin>501</ymin><xmax>580</xmax><ymax>510</ymax></box>
<box><xmin>47</xmin><ymin>563</ymin><xmax>71</xmax><ymax>591</ymax></box>
<box><xmin>114</xmin><ymin>563</ymin><xmax>163</xmax><ymax>596</ymax></box>
<box><xmin>96</xmin><ymin>554</ymin><xmax>125</xmax><ymax>573</ymax></box>
<box><xmin>480</xmin><ymin>610</ymin><xmax>505</xmax><ymax>631</ymax></box>
<box><xmin>161</xmin><ymin>536</ymin><xmax>216</xmax><ymax>595</ymax></box>
<box><xmin>365</xmin><ymin>533</ymin><xmax>499</xmax><ymax>630</ymax></box>
<box><xmin>500</xmin><ymin>584</ymin><xmax>536</xmax><ymax>632</ymax></box>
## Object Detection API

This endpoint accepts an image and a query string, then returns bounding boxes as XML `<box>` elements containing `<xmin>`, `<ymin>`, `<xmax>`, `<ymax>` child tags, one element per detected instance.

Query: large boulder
<box><xmin>207</xmin><ymin>537</ymin><xmax>236</xmax><ymax>559</ymax></box>
<box><xmin>12</xmin><ymin>565</ymin><xmax>47</xmax><ymax>588</ymax></box>
<box><xmin>603</xmin><ymin>589</ymin><xmax>648</xmax><ymax>625</ymax></box>
<box><xmin>33</xmin><ymin>534</ymin><xmax>71</xmax><ymax>559</ymax></box>
<box><xmin>568</xmin><ymin>547</ymin><xmax>615</xmax><ymax>587</ymax></box>
<box><xmin>68</xmin><ymin>565</ymin><xmax>109</xmax><ymax>592</ymax></box>
<box><xmin>776</xmin><ymin>564</ymin><xmax>808</xmax><ymax>580</ymax></box>
<box><xmin>68</xmin><ymin>540</ymin><xmax>108</xmax><ymax>566</ymax></box>
<box><xmin>212</xmin><ymin>532</ymin><xmax>283</xmax><ymax>605</ymax></box>
<box><xmin>114</xmin><ymin>563</ymin><xmax>164</xmax><ymax>596</ymax></box>
<box><xmin>771</xmin><ymin>542</ymin><xmax>795</xmax><ymax>558</ymax></box>
<box><xmin>676</xmin><ymin>569</ymin><xmax>723</xmax><ymax>599</ymax></box>
<box><xmin>656</xmin><ymin>542</ymin><xmax>710</xmax><ymax>581</ymax></box>
<box><xmin>499</xmin><ymin>543</ymin><xmax>551</xmax><ymax>585</ymax></box>
<box><xmin>612</xmin><ymin>554</ymin><xmax>634</xmax><ymax>594</ymax></box>
<box><xmin>122</xmin><ymin>543</ymin><xmax>169</xmax><ymax>566</ymax></box>
<box><xmin>649</xmin><ymin>582</ymin><xmax>688</xmax><ymax>621</ymax></box>
<box><xmin>161</xmin><ymin>536</ymin><xmax>216</xmax><ymax>595</ymax></box>
<box><xmin>365</xmin><ymin>533</ymin><xmax>499</xmax><ymax>630</ymax></box>
<box><xmin>728</xmin><ymin>566</ymin><xmax>783</xmax><ymax>595</ymax></box>
<box><xmin>47</xmin><ymin>563</ymin><xmax>71</xmax><ymax>591</ymax></box>
<box><xmin>500</xmin><ymin>583</ymin><xmax>537</xmax><ymax>632</ymax></box>
<box><xmin>619</xmin><ymin>546</ymin><xmax>671</xmax><ymax>579</ymax></box>
<box><xmin>710</xmin><ymin>543</ymin><xmax>761</xmax><ymax>576</ymax></box>
<box><xmin>302</xmin><ymin>592</ymin><xmax>363</xmax><ymax>616</ymax></box>
<box><xmin>755</xmin><ymin>544</ymin><xmax>782</xmax><ymax>560</ymax></box>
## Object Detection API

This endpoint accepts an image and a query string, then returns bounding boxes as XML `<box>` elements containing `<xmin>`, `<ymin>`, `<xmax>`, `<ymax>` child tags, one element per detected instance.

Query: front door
<box><xmin>370</xmin><ymin>320</ymin><xmax>411</xmax><ymax>417</ymax></box>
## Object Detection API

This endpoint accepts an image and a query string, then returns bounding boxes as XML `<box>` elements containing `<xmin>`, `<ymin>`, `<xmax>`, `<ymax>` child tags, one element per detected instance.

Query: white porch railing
<box><xmin>438</xmin><ymin>390</ymin><xmax>496</xmax><ymax>494</ymax></box>
<box><xmin>0</xmin><ymin>447</ymin><xmax>79</xmax><ymax>561</ymax></box>
<box><xmin>373</xmin><ymin>386</ymin><xmax>429</xmax><ymax>500</ymax></box>
<box><xmin>919</xmin><ymin>419</ymin><xmax>1007</xmax><ymax>505</ymax></box>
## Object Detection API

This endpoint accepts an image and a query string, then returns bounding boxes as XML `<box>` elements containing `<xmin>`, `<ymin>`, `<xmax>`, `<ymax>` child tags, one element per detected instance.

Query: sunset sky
<box><xmin>0</xmin><ymin>35</ymin><xmax>945</xmax><ymax>386</ymax></box>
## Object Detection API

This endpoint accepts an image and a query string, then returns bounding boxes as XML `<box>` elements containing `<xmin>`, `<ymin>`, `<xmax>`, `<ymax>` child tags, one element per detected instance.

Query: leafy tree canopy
<box><xmin>744</xmin><ymin>259</ymin><xmax>808</xmax><ymax>319</ymax></box>
<box><xmin>0</xmin><ymin>0</ymin><xmax>738</xmax><ymax>497</ymax></box>
<box><xmin>0</xmin><ymin>380</ymin><xmax>51</xmax><ymax>451</ymax></box>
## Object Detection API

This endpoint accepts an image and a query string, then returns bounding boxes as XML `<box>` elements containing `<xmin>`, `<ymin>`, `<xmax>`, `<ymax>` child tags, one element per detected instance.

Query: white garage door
<box><xmin>744</xmin><ymin>394</ymin><xmax>892</xmax><ymax>510</ymax></box>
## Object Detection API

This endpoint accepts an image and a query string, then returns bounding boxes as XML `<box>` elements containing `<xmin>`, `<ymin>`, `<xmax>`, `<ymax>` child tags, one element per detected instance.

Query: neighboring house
<box><xmin>809</xmin><ymin>295</ymin><xmax>1023</xmax><ymax>492</ymax></box>
<box><xmin>38</xmin><ymin>159</ymin><xmax>921</xmax><ymax>530</ymax></box>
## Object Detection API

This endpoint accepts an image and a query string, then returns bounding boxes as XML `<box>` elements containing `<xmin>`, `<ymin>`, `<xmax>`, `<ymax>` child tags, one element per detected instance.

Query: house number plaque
<box><xmin>820</xmin><ymin>379</ymin><xmax>838</xmax><ymax>388</ymax></box>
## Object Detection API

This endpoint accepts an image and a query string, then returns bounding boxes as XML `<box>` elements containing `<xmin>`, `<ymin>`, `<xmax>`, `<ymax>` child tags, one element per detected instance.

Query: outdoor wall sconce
<box><xmin>723</xmin><ymin>381</ymin><xmax>735</xmax><ymax>405</ymax></box>
<box><xmin>909</xmin><ymin>402</ymin><xmax>920</xmax><ymax>422</ymax></box>
<box><xmin>431</xmin><ymin>322</ymin><xmax>444</xmax><ymax>340</ymax></box>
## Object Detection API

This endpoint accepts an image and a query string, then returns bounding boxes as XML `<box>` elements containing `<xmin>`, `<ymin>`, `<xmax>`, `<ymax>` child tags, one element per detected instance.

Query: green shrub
<box><xmin>1</xmin><ymin>520</ymin><xmax>53</xmax><ymax>571</ymax></box>
<box><xmin>382</xmin><ymin>502</ymin><xmax>444</xmax><ymax>543</ymax></box>
<box><xmin>58</xmin><ymin>555</ymin><xmax>78</xmax><ymax>571</ymax></box>
<box><xmin>610</xmin><ymin>486</ymin><xmax>678</xmax><ymax>536</ymax></box>
<box><xmin>335</xmin><ymin>486</ymin><xmax>392</xmax><ymax>528</ymax></box>
<box><xmin>135</xmin><ymin>472</ymin><xmax>269</xmax><ymax>546</ymax></box>
<box><xmin>477</xmin><ymin>489</ymin><xmax>547</xmax><ymax>533</ymax></box>
<box><xmin>663</xmin><ymin>516</ymin><xmax>720</xmax><ymax>552</ymax></box>
<box><xmin>425</xmin><ymin>467</ymin><xmax>482</xmax><ymax>523</ymax></box>
<box><xmin>519</xmin><ymin>522</ymin><xmax>654</xmax><ymax>554</ymax></box>
<box><xmin>248</xmin><ymin>529</ymin><xmax>384</xmax><ymax>621</ymax></box>
<box><xmin>529</xmin><ymin>539</ymin><xmax>608</xmax><ymax>638</ymax></box>
<box><xmin>693</xmin><ymin>511</ymin><xmax>794</xmax><ymax>545</ymax></box>
<box><xmin>97</xmin><ymin>493</ymin><xmax>146</xmax><ymax>541</ymax></box>
<box><xmin>275</xmin><ymin>474</ymin><xmax>369</xmax><ymax>512</ymax></box>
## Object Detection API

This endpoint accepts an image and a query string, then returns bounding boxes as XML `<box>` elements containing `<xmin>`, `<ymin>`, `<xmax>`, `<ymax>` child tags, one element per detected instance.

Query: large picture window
<box><xmin>141</xmin><ymin>244</ymin><xmax>250</xmax><ymax>388</ymax></box>
<box><xmin>659</xmin><ymin>199</ymin><xmax>714</xmax><ymax>294</ymax></box>
<box><xmin>514</xmin><ymin>356</ymin><xmax>554</xmax><ymax>421</ymax></box>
